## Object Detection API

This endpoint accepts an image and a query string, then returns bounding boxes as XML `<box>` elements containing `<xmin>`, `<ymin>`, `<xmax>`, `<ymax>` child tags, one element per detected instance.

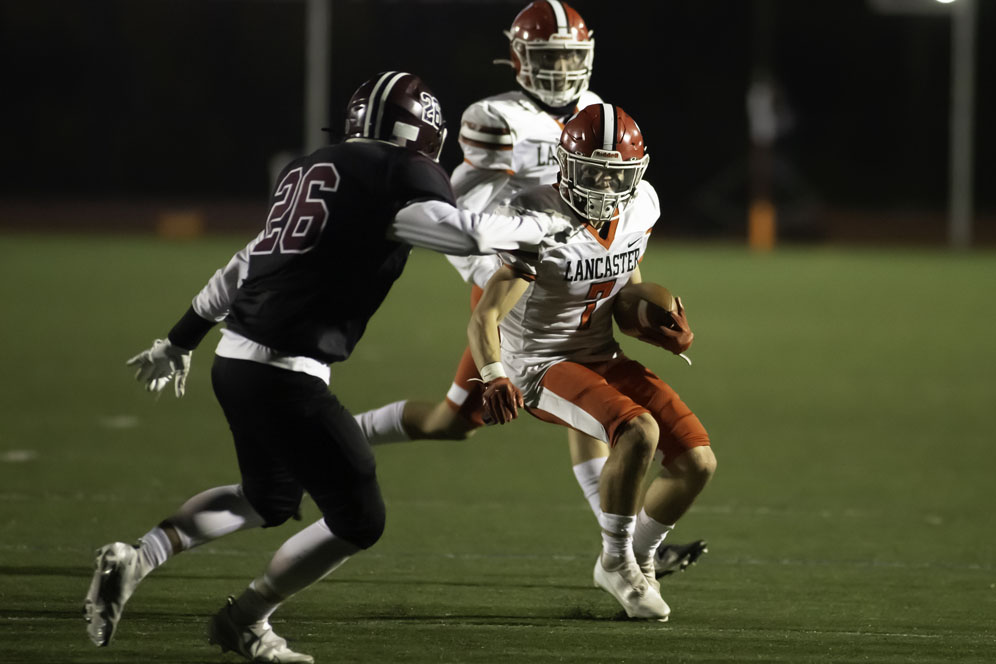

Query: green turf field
<box><xmin>1</xmin><ymin>233</ymin><xmax>993</xmax><ymax>663</ymax></box>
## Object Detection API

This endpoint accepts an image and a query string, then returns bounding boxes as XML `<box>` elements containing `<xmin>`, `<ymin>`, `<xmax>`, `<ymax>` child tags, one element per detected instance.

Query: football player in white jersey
<box><xmin>468</xmin><ymin>104</ymin><xmax>717</xmax><ymax>621</ymax></box>
<box><xmin>354</xmin><ymin>0</ymin><xmax>708</xmax><ymax>578</ymax></box>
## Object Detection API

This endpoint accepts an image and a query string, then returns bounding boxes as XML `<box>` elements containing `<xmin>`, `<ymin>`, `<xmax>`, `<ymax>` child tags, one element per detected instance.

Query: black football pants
<box><xmin>210</xmin><ymin>356</ymin><xmax>385</xmax><ymax>549</ymax></box>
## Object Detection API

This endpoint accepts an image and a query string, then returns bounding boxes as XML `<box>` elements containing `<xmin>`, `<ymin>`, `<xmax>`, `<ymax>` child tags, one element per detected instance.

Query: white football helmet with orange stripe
<box><xmin>557</xmin><ymin>104</ymin><xmax>649</xmax><ymax>226</ymax></box>
<box><xmin>505</xmin><ymin>0</ymin><xmax>595</xmax><ymax>108</ymax></box>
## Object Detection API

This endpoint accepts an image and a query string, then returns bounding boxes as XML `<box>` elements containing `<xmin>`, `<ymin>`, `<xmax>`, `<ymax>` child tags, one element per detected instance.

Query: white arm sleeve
<box><xmin>446</xmin><ymin>168</ymin><xmax>516</xmax><ymax>286</ymax></box>
<box><xmin>388</xmin><ymin>199</ymin><xmax>567</xmax><ymax>256</ymax></box>
<box><xmin>190</xmin><ymin>230</ymin><xmax>265</xmax><ymax>321</ymax></box>
<box><xmin>451</xmin><ymin>165</ymin><xmax>514</xmax><ymax>214</ymax></box>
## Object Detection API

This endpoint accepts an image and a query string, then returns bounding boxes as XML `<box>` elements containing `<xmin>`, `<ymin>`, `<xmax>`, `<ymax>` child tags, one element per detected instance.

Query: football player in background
<box><xmin>82</xmin><ymin>72</ymin><xmax>571</xmax><ymax>664</ymax></box>
<box><xmin>469</xmin><ymin>104</ymin><xmax>716</xmax><ymax>621</ymax></box>
<box><xmin>353</xmin><ymin>0</ymin><xmax>707</xmax><ymax>577</ymax></box>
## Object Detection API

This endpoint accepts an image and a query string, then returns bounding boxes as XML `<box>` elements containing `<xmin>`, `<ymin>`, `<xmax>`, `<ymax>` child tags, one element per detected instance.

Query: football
<box><xmin>613</xmin><ymin>281</ymin><xmax>678</xmax><ymax>339</ymax></box>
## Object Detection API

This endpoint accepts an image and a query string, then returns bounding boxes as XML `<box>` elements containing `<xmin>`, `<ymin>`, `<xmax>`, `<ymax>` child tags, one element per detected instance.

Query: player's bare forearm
<box><xmin>469</xmin><ymin>267</ymin><xmax>529</xmax><ymax>425</ymax></box>
<box><xmin>468</xmin><ymin>266</ymin><xmax>529</xmax><ymax>371</ymax></box>
<box><xmin>468</xmin><ymin>310</ymin><xmax>502</xmax><ymax>371</ymax></box>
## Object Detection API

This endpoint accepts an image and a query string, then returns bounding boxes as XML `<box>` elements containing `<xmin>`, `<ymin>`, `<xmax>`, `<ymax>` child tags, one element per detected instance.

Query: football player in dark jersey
<box><xmin>83</xmin><ymin>71</ymin><xmax>571</xmax><ymax>664</ymax></box>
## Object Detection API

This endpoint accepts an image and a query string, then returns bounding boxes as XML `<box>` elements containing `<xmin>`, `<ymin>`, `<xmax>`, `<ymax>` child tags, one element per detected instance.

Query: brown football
<box><xmin>613</xmin><ymin>282</ymin><xmax>678</xmax><ymax>339</ymax></box>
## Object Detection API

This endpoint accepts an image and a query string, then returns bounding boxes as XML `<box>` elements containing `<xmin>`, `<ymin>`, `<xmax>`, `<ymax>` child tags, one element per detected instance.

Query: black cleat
<box><xmin>654</xmin><ymin>539</ymin><xmax>708</xmax><ymax>578</ymax></box>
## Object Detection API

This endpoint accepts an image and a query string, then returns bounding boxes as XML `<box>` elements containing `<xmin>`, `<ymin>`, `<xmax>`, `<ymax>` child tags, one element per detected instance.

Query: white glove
<box><xmin>535</xmin><ymin>211</ymin><xmax>581</xmax><ymax>250</ymax></box>
<box><xmin>126</xmin><ymin>339</ymin><xmax>192</xmax><ymax>397</ymax></box>
<box><xmin>492</xmin><ymin>205</ymin><xmax>576</xmax><ymax>253</ymax></box>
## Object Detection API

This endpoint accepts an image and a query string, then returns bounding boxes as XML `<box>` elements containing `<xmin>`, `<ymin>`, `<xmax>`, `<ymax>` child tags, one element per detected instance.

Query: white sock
<box><xmin>231</xmin><ymin>518</ymin><xmax>362</xmax><ymax>624</ymax></box>
<box><xmin>633</xmin><ymin>509</ymin><xmax>674</xmax><ymax>563</ymax></box>
<box><xmin>231</xmin><ymin>579</ymin><xmax>281</xmax><ymax>625</ymax></box>
<box><xmin>136</xmin><ymin>526</ymin><xmax>173</xmax><ymax>578</ymax></box>
<box><xmin>598</xmin><ymin>512</ymin><xmax>636</xmax><ymax>561</ymax></box>
<box><xmin>354</xmin><ymin>401</ymin><xmax>410</xmax><ymax>445</ymax></box>
<box><xmin>167</xmin><ymin>484</ymin><xmax>265</xmax><ymax>551</ymax></box>
<box><xmin>572</xmin><ymin>457</ymin><xmax>607</xmax><ymax>521</ymax></box>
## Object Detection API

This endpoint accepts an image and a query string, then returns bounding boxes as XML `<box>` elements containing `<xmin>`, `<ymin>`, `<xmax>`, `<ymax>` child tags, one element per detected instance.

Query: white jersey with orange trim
<box><xmin>495</xmin><ymin>180</ymin><xmax>660</xmax><ymax>401</ymax></box>
<box><xmin>446</xmin><ymin>89</ymin><xmax>602</xmax><ymax>289</ymax></box>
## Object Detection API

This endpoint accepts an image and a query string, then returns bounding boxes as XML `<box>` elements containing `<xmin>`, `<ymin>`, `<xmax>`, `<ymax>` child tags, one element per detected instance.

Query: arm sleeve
<box><xmin>492</xmin><ymin>204</ymin><xmax>540</xmax><ymax>279</ymax></box>
<box><xmin>388</xmin><ymin>199</ymin><xmax>561</xmax><ymax>256</ymax></box>
<box><xmin>451</xmin><ymin>164</ymin><xmax>514</xmax><ymax>214</ymax></box>
<box><xmin>189</xmin><ymin>230</ymin><xmax>264</xmax><ymax>321</ymax></box>
<box><xmin>167</xmin><ymin>306</ymin><xmax>216</xmax><ymax>351</ymax></box>
<box><xmin>166</xmin><ymin>230</ymin><xmax>264</xmax><ymax>350</ymax></box>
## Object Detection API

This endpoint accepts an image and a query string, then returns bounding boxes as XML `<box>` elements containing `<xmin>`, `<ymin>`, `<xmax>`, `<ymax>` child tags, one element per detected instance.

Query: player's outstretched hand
<box><xmin>126</xmin><ymin>339</ymin><xmax>192</xmax><ymax>397</ymax></box>
<box><xmin>657</xmin><ymin>296</ymin><xmax>694</xmax><ymax>355</ymax></box>
<box><xmin>531</xmin><ymin>211</ymin><xmax>576</xmax><ymax>246</ymax></box>
<box><xmin>482</xmin><ymin>377</ymin><xmax>524</xmax><ymax>425</ymax></box>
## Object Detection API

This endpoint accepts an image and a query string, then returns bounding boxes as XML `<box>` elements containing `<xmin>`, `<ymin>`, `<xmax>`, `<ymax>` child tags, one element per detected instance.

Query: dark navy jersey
<box><xmin>225</xmin><ymin>140</ymin><xmax>456</xmax><ymax>363</ymax></box>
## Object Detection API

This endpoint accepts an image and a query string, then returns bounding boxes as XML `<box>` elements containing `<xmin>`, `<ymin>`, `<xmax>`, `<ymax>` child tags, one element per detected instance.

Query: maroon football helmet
<box><xmin>344</xmin><ymin>72</ymin><xmax>447</xmax><ymax>161</ymax></box>
<box><xmin>557</xmin><ymin>104</ymin><xmax>649</xmax><ymax>224</ymax></box>
<box><xmin>505</xmin><ymin>1</ymin><xmax>594</xmax><ymax>107</ymax></box>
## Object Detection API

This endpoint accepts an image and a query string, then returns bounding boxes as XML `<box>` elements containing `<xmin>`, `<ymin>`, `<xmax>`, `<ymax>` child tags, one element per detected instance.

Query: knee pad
<box><xmin>319</xmin><ymin>479</ymin><xmax>386</xmax><ymax>549</ymax></box>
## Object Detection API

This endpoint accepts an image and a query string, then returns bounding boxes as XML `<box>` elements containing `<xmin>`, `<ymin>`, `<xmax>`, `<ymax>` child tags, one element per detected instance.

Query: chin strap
<box><xmin>519</xmin><ymin>88</ymin><xmax>580</xmax><ymax>116</ymax></box>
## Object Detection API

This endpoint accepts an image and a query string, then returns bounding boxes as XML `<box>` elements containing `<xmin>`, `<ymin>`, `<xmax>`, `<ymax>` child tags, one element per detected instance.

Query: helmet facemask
<box><xmin>508</xmin><ymin>34</ymin><xmax>594</xmax><ymax>108</ymax></box>
<box><xmin>557</xmin><ymin>147</ymin><xmax>648</xmax><ymax>226</ymax></box>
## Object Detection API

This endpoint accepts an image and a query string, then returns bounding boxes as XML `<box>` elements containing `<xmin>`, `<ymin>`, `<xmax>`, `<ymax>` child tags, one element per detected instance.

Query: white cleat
<box><xmin>83</xmin><ymin>541</ymin><xmax>148</xmax><ymax>646</ymax></box>
<box><xmin>637</xmin><ymin>556</ymin><xmax>661</xmax><ymax>593</ymax></box>
<box><xmin>593</xmin><ymin>554</ymin><xmax>670</xmax><ymax>622</ymax></box>
<box><xmin>208</xmin><ymin>597</ymin><xmax>314</xmax><ymax>664</ymax></box>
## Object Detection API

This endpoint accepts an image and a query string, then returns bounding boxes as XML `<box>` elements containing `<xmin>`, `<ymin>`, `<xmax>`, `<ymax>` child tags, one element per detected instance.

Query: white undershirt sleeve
<box><xmin>190</xmin><ymin>230</ymin><xmax>265</xmax><ymax>321</ymax></box>
<box><xmin>388</xmin><ymin>199</ymin><xmax>567</xmax><ymax>256</ymax></box>
<box><xmin>451</xmin><ymin>167</ymin><xmax>513</xmax><ymax>213</ymax></box>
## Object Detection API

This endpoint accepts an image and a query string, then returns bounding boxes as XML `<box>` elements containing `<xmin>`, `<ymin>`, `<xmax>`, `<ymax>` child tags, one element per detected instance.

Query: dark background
<box><xmin>1</xmin><ymin>0</ymin><xmax>992</xmax><ymax>240</ymax></box>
